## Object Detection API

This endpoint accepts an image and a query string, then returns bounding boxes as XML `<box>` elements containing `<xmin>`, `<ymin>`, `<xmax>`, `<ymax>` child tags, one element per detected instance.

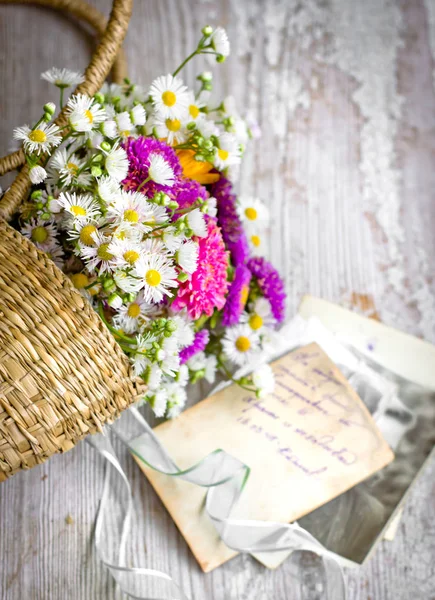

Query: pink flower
<box><xmin>172</xmin><ymin>217</ymin><xmax>229</xmax><ymax>320</ymax></box>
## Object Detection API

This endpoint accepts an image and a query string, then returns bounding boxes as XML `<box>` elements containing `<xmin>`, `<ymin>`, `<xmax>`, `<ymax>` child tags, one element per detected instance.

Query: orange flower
<box><xmin>176</xmin><ymin>149</ymin><xmax>220</xmax><ymax>185</ymax></box>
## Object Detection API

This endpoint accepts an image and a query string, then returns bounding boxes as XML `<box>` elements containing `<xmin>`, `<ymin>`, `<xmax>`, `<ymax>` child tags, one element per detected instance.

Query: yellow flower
<box><xmin>176</xmin><ymin>150</ymin><xmax>220</xmax><ymax>185</ymax></box>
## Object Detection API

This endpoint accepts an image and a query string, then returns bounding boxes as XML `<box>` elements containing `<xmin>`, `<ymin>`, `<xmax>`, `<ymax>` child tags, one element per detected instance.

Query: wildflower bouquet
<box><xmin>12</xmin><ymin>26</ymin><xmax>286</xmax><ymax>419</ymax></box>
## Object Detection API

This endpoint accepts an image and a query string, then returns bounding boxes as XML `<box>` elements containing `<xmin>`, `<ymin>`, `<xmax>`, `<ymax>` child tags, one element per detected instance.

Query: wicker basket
<box><xmin>0</xmin><ymin>0</ymin><xmax>145</xmax><ymax>482</ymax></box>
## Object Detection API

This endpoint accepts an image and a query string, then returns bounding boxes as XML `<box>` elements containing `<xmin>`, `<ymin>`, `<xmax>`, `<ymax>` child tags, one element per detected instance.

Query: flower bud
<box><xmin>202</xmin><ymin>25</ymin><xmax>213</xmax><ymax>36</ymax></box>
<box><xmin>216</xmin><ymin>54</ymin><xmax>226</xmax><ymax>63</ymax></box>
<box><xmin>100</xmin><ymin>141</ymin><xmax>112</xmax><ymax>152</ymax></box>
<box><xmin>44</xmin><ymin>102</ymin><xmax>56</xmax><ymax>115</ymax></box>
<box><xmin>107</xmin><ymin>293</ymin><xmax>123</xmax><ymax>309</ymax></box>
<box><xmin>91</xmin><ymin>166</ymin><xmax>103</xmax><ymax>177</ymax></box>
<box><xmin>177</xmin><ymin>272</ymin><xmax>189</xmax><ymax>282</ymax></box>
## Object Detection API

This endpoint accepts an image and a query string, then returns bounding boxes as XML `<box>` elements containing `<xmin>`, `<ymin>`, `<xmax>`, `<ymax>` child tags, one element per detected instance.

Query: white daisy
<box><xmin>222</xmin><ymin>324</ymin><xmax>260</xmax><ymax>366</ymax></box>
<box><xmin>132</xmin><ymin>333</ymin><xmax>156</xmax><ymax>377</ymax></box>
<box><xmin>134</xmin><ymin>253</ymin><xmax>178</xmax><ymax>303</ymax></box>
<box><xmin>101</xmin><ymin>119</ymin><xmax>118</xmax><ymax>139</ymax></box>
<box><xmin>237</xmin><ymin>196</ymin><xmax>269</xmax><ymax>230</ymax></box>
<box><xmin>210</xmin><ymin>27</ymin><xmax>230</xmax><ymax>58</ymax></box>
<box><xmin>247</xmin><ymin>232</ymin><xmax>264</xmax><ymax>256</ymax></box>
<box><xmin>130</xmin><ymin>104</ymin><xmax>146</xmax><ymax>126</ymax></box>
<box><xmin>113</xmin><ymin>295</ymin><xmax>151</xmax><ymax>334</ymax></box>
<box><xmin>166</xmin><ymin>382</ymin><xmax>187</xmax><ymax>418</ymax></box>
<box><xmin>108</xmin><ymin>237</ymin><xmax>145</xmax><ymax>269</ymax></box>
<box><xmin>29</xmin><ymin>165</ymin><xmax>47</xmax><ymax>184</ymax></box>
<box><xmin>13</xmin><ymin>122</ymin><xmax>62</xmax><ymax>156</ymax></box>
<box><xmin>187</xmin><ymin>351</ymin><xmax>217</xmax><ymax>384</ymax></box>
<box><xmin>148</xmin><ymin>153</ymin><xmax>175</xmax><ymax>186</ymax></box>
<box><xmin>160</xmin><ymin>335</ymin><xmax>181</xmax><ymax>377</ymax></box>
<box><xmin>242</xmin><ymin>297</ymin><xmax>275</xmax><ymax>332</ymax></box>
<box><xmin>169</xmin><ymin>314</ymin><xmax>195</xmax><ymax>349</ymax></box>
<box><xmin>162</xmin><ymin>226</ymin><xmax>186</xmax><ymax>252</ymax></box>
<box><xmin>202</xmin><ymin>196</ymin><xmax>217</xmax><ymax>218</ymax></box>
<box><xmin>57</xmin><ymin>191</ymin><xmax>101</xmax><ymax>224</ymax></box>
<box><xmin>185</xmin><ymin>91</ymin><xmax>205</xmax><ymax>123</ymax></box>
<box><xmin>41</xmin><ymin>67</ymin><xmax>84</xmax><ymax>88</ymax></box>
<box><xmin>213</xmin><ymin>132</ymin><xmax>241</xmax><ymax>170</ymax></box>
<box><xmin>153</xmin><ymin>115</ymin><xmax>188</xmax><ymax>145</ymax></box>
<box><xmin>149</xmin><ymin>74</ymin><xmax>189</xmax><ymax>120</ymax></box>
<box><xmin>187</xmin><ymin>208</ymin><xmax>207</xmax><ymax>238</ymax></box>
<box><xmin>145</xmin><ymin>362</ymin><xmax>164</xmax><ymax>392</ymax></box>
<box><xmin>252</xmin><ymin>364</ymin><xmax>275</xmax><ymax>398</ymax></box>
<box><xmin>176</xmin><ymin>240</ymin><xmax>199</xmax><ymax>274</ymax></box>
<box><xmin>107</xmin><ymin>190</ymin><xmax>154</xmax><ymax>231</ymax></box>
<box><xmin>104</xmin><ymin>144</ymin><xmax>129</xmax><ymax>182</ymax></box>
<box><xmin>21</xmin><ymin>218</ymin><xmax>57</xmax><ymax>249</ymax></box>
<box><xmin>100</xmin><ymin>82</ymin><xmax>124</xmax><ymax>102</ymax></box>
<box><xmin>149</xmin><ymin>387</ymin><xmax>168</xmax><ymax>417</ymax></box>
<box><xmin>196</xmin><ymin>118</ymin><xmax>219</xmax><ymax>139</ymax></box>
<box><xmin>113</xmin><ymin>269</ymin><xmax>143</xmax><ymax>294</ymax></box>
<box><xmin>97</xmin><ymin>176</ymin><xmax>121</xmax><ymax>205</ymax></box>
<box><xmin>176</xmin><ymin>364</ymin><xmax>189</xmax><ymax>387</ymax></box>
<box><xmin>67</xmin><ymin>222</ymin><xmax>100</xmax><ymax>247</ymax></box>
<box><xmin>115</xmin><ymin>111</ymin><xmax>133</xmax><ymax>137</ymax></box>
<box><xmin>47</xmin><ymin>148</ymin><xmax>92</xmax><ymax>187</ymax></box>
<box><xmin>79</xmin><ymin>231</ymin><xmax>114</xmax><ymax>275</ymax></box>
<box><xmin>66</xmin><ymin>94</ymin><xmax>106</xmax><ymax>132</ymax></box>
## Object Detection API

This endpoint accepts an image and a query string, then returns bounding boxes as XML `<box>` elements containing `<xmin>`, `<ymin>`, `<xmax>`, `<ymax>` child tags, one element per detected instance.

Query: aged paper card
<box><xmin>134</xmin><ymin>343</ymin><xmax>394</xmax><ymax>572</ymax></box>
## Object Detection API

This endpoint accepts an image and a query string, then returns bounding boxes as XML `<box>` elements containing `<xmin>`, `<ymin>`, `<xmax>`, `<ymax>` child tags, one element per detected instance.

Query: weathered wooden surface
<box><xmin>1</xmin><ymin>1</ymin><xmax>435</xmax><ymax>598</ymax></box>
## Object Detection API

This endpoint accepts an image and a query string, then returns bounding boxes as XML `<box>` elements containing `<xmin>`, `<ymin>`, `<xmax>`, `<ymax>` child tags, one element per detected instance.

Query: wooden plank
<box><xmin>1</xmin><ymin>0</ymin><xmax>435</xmax><ymax>598</ymax></box>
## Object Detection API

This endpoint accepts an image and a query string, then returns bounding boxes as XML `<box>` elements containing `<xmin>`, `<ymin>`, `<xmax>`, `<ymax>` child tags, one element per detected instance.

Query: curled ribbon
<box><xmin>87</xmin><ymin>405</ymin><xmax>347</xmax><ymax>600</ymax></box>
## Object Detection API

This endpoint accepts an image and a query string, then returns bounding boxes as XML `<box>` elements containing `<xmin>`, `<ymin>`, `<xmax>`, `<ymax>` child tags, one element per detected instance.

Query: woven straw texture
<box><xmin>0</xmin><ymin>221</ymin><xmax>145</xmax><ymax>481</ymax></box>
<box><xmin>0</xmin><ymin>0</ymin><xmax>140</xmax><ymax>481</ymax></box>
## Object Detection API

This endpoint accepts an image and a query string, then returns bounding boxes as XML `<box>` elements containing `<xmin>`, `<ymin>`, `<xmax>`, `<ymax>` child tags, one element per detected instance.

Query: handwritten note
<box><xmin>134</xmin><ymin>343</ymin><xmax>394</xmax><ymax>572</ymax></box>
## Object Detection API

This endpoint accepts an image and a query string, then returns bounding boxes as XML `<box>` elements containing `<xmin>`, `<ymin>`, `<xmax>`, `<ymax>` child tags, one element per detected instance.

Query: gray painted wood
<box><xmin>1</xmin><ymin>0</ymin><xmax>435</xmax><ymax>598</ymax></box>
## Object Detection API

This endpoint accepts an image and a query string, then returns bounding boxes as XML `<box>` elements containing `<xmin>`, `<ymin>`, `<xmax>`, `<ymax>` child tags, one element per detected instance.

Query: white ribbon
<box><xmin>87</xmin><ymin>405</ymin><xmax>347</xmax><ymax>600</ymax></box>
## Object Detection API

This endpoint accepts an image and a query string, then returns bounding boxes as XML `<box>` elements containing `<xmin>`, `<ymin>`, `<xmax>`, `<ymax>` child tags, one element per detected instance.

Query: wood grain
<box><xmin>1</xmin><ymin>0</ymin><xmax>435</xmax><ymax>598</ymax></box>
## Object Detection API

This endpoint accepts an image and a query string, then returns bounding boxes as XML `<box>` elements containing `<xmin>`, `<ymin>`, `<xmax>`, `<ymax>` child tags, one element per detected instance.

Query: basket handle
<box><xmin>0</xmin><ymin>0</ymin><xmax>133</xmax><ymax>221</ymax></box>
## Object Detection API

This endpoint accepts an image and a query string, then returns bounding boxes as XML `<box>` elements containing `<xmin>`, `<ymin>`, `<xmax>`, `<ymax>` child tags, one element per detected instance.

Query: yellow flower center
<box><xmin>28</xmin><ymin>129</ymin><xmax>47</xmax><ymax>143</ymax></box>
<box><xmin>120</xmin><ymin>130</ymin><xmax>130</xmax><ymax>137</ymax></box>
<box><xmin>218</xmin><ymin>148</ymin><xmax>229</xmax><ymax>161</ymax></box>
<box><xmin>123</xmin><ymin>250</ymin><xmax>140</xmax><ymax>265</ymax></box>
<box><xmin>145</xmin><ymin>269</ymin><xmax>161</xmax><ymax>287</ymax></box>
<box><xmin>97</xmin><ymin>243</ymin><xmax>114</xmax><ymax>261</ymax></box>
<box><xmin>127</xmin><ymin>303</ymin><xmax>141</xmax><ymax>318</ymax></box>
<box><xmin>240</xmin><ymin>285</ymin><xmax>249</xmax><ymax>308</ymax></box>
<box><xmin>249</xmin><ymin>314</ymin><xmax>263</xmax><ymax>330</ymax></box>
<box><xmin>235</xmin><ymin>336</ymin><xmax>251</xmax><ymax>352</ymax></box>
<box><xmin>245</xmin><ymin>207</ymin><xmax>258</xmax><ymax>221</ymax></box>
<box><xmin>31</xmin><ymin>226</ymin><xmax>48</xmax><ymax>244</ymax></box>
<box><xmin>162</xmin><ymin>90</ymin><xmax>176</xmax><ymax>107</ymax></box>
<box><xmin>71</xmin><ymin>205</ymin><xmax>87</xmax><ymax>217</ymax></box>
<box><xmin>124</xmin><ymin>209</ymin><xmax>139</xmax><ymax>223</ymax></box>
<box><xmin>70</xmin><ymin>273</ymin><xmax>89</xmax><ymax>289</ymax></box>
<box><xmin>165</xmin><ymin>118</ymin><xmax>181</xmax><ymax>132</ymax></box>
<box><xmin>67</xmin><ymin>162</ymin><xmax>79</xmax><ymax>175</ymax></box>
<box><xmin>79</xmin><ymin>224</ymin><xmax>97</xmax><ymax>246</ymax></box>
<box><xmin>85</xmin><ymin>109</ymin><xmax>94</xmax><ymax>123</ymax></box>
<box><xmin>251</xmin><ymin>234</ymin><xmax>261</xmax><ymax>247</ymax></box>
<box><xmin>189</xmin><ymin>104</ymin><xmax>200</xmax><ymax>119</ymax></box>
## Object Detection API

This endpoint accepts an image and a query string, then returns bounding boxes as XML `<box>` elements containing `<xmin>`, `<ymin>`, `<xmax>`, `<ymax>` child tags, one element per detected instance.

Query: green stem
<box><xmin>97</xmin><ymin>302</ymin><xmax>137</xmax><ymax>344</ymax></box>
<box><xmin>136</xmin><ymin>176</ymin><xmax>150</xmax><ymax>192</ymax></box>
<box><xmin>173</xmin><ymin>49</ymin><xmax>199</xmax><ymax>77</ymax></box>
<box><xmin>60</xmin><ymin>87</ymin><xmax>64</xmax><ymax>110</ymax></box>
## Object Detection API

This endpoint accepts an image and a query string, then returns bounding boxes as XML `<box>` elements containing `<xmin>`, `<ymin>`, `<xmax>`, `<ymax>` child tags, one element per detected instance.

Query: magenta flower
<box><xmin>247</xmin><ymin>257</ymin><xmax>286</xmax><ymax>323</ymax></box>
<box><xmin>171</xmin><ymin>178</ymin><xmax>208</xmax><ymax>210</ymax></box>
<box><xmin>122</xmin><ymin>136</ymin><xmax>182</xmax><ymax>196</ymax></box>
<box><xmin>179</xmin><ymin>330</ymin><xmax>210</xmax><ymax>364</ymax></box>
<box><xmin>172</xmin><ymin>216</ymin><xmax>229</xmax><ymax>320</ymax></box>
<box><xmin>222</xmin><ymin>264</ymin><xmax>252</xmax><ymax>326</ymax></box>
<box><xmin>211</xmin><ymin>176</ymin><xmax>249</xmax><ymax>266</ymax></box>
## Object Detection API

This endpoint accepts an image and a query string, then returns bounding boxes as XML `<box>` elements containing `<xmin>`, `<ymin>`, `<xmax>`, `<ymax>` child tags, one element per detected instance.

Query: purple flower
<box><xmin>222</xmin><ymin>264</ymin><xmax>252</xmax><ymax>326</ymax></box>
<box><xmin>247</xmin><ymin>257</ymin><xmax>286</xmax><ymax>324</ymax></box>
<box><xmin>179</xmin><ymin>330</ymin><xmax>210</xmax><ymax>364</ymax></box>
<box><xmin>211</xmin><ymin>177</ymin><xmax>249</xmax><ymax>266</ymax></box>
<box><xmin>171</xmin><ymin>178</ymin><xmax>208</xmax><ymax>210</ymax></box>
<box><xmin>122</xmin><ymin>136</ymin><xmax>182</xmax><ymax>196</ymax></box>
